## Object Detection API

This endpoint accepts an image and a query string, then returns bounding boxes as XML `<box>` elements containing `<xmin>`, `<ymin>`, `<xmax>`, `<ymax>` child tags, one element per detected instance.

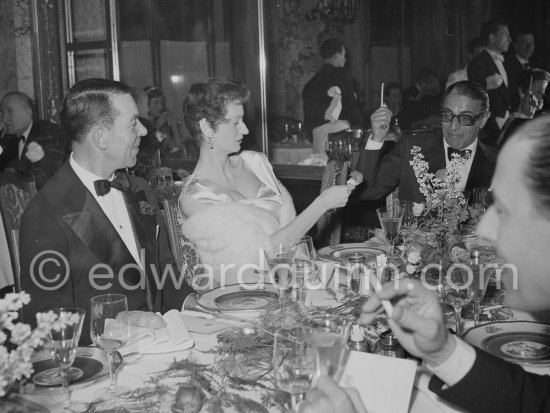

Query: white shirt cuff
<box><xmin>426</xmin><ymin>336</ymin><xmax>476</xmax><ymax>387</ymax></box>
<box><xmin>365</xmin><ymin>134</ymin><xmax>384</xmax><ymax>150</ymax></box>
<box><xmin>0</xmin><ymin>146</ymin><xmax>3</xmax><ymax>156</ymax></box>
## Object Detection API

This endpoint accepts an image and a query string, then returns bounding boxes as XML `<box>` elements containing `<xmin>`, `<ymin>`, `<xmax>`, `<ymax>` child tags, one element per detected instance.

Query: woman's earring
<box><xmin>208</xmin><ymin>136</ymin><xmax>213</xmax><ymax>149</ymax></box>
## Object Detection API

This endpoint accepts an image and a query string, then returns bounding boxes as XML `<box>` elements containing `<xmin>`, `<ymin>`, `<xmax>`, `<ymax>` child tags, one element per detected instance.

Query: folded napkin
<box><xmin>340</xmin><ymin>351</ymin><xmax>417</xmax><ymax>413</ymax></box>
<box><xmin>121</xmin><ymin>310</ymin><xmax>194</xmax><ymax>355</ymax></box>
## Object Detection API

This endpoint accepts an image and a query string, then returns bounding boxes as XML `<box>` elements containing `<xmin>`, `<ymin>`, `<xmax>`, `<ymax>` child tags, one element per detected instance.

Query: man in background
<box><xmin>505</xmin><ymin>30</ymin><xmax>536</xmax><ymax>109</ymax></box>
<box><xmin>302</xmin><ymin>37</ymin><xmax>365</xmax><ymax>137</ymax></box>
<box><xmin>467</xmin><ymin>18</ymin><xmax>512</xmax><ymax>130</ymax></box>
<box><xmin>0</xmin><ymin>92</ymin><xmax>69</xmax><ymax>189</ymax></box>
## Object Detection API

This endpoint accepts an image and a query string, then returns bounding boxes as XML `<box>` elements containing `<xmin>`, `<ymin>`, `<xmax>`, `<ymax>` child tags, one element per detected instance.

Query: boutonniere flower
<box><xmin>139</xmin><ymin>200</ymin><xmax>156</xmax><ymax>216</ymax></box>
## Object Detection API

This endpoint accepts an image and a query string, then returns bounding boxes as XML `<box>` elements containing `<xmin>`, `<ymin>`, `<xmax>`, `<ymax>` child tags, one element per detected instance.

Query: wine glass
<box><xmin>441</xmin><ymin>268</ymin><xmax>474</xmax><ymax>336</ymax></box>
<box><xmin>263</xmin><ymin>242</ymin><xmax>293</xmax><ymax>310</ymax></box>
<box><xmin>376</xmin><ymin>204</ymin><xmax>405</xmax><ymax>260</ymax></box>
<box><xmin>471</xmin><ymin>247</ymin><xmax>497</xmax><ymax>326</ymax></box>
<box><xmin>90</xmin><ymin>294</ymin><xmax>130</xmax><ymax>395</ymax></box>
<box><xmin>292</xmin><ymin>236</ymin><xmax>317</xmax><ymax>305</ymax></box>
<box><xmin>399</xmin><ymin>201</ymin><xmax>416</xmax><ymax>255</ymax></box>
<box><xmin>46</xmin><ymin>307</ymin><xmax>86</xmax><ymax>412</ymax></box>
<box><xmin>273</xmin><ymin>327</ymin><xmax>315</xmax><ymax>410</ymax></box>
<box><xmin>305</xmin><ymin>313</ymin><xmax>352</xmax><ymax>382</ymax></box>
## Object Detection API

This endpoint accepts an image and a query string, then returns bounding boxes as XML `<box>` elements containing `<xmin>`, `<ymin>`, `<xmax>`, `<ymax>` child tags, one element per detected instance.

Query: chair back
<box><xmin>162</xmin><ymin>199</ymin><xmax>200</xmax><ymax>287</ymax></box>
<box><xmin>316</xmin><ymin>153</ymin><xmax>349</xmax><ymax>246</ymax></box>
<box><xmin>0</xmin><ymin>176</ymin><xmax>36</xmax><ymax>292</ymax></box>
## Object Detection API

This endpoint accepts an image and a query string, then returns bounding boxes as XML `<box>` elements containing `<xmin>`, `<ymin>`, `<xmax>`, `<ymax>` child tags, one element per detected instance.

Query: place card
<box><xmin>339</xmin><ymin>350</ymin><xmax>417</xmax><ymax>413</ymax></box>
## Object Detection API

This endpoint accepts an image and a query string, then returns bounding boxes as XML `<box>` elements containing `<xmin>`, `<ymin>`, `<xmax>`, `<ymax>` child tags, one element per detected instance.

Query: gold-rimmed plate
<box><xmin>317</xmin><ymin>243</ymin><xmax>386</xmax><ymax>263</ymax></box>
<box><xmin>197</xmin><ymin>283</ymin><xmax>279</xmax><ymax>312</ymax></box>
<box><xmin>30</xmin><ymin>347</ymin><xmax>120</xmax><ymax>392</ymax></box>
<box><xmin>464</xmin><ymin>321</ymin><xmax>550</xmax><ymax>366</ymax></box>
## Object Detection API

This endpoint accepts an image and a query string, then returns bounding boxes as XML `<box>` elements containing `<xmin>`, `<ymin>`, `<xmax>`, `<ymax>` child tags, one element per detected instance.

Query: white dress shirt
<box><xmin>426</xmin><ymin>335</ymin><xmax>477</xmax><ymax>387</ymax></box>
<box><xmin>443</xmin><ymin>139</ymin><xmax>478</xmax><ymax>191</ymax></box>
<box><xmin>485</xmin><ymin>48</ymin><xmax>508</xmax><ymax>87</ymax></box>
<box><xmin>69</xmin><ymin>153</ymin><xmax>143</xmax><ymax>268</ymax></box>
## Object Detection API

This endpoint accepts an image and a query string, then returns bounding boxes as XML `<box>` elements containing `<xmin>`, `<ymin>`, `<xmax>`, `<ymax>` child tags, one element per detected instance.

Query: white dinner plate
<box><xmin>463</xmin><ymin>321</ymin><xmax>550</xmax><ymax>366</ymax></box>
<box><xmin>317</xmin><ymin>243</ymin><xmax>386</xmax><ymax>263</ymax></box>
<box><xmin>197</xmin><ymin>283</ymin><xmax>280</xmax><ymax>313</ymax></box>
<box><xmin>30</xmin><ymin>347</ymin><xmax>120</xmax><ymax>392</ymax></box>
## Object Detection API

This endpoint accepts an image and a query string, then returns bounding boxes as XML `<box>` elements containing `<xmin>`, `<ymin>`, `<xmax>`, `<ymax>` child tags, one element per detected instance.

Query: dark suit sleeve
<box><xmin>467</xmin><ymin>58</ymin><xmax>489</xmax><ymax>90</ymax></box>
<box><xmin>355</xmin><ymin>142</ymin><xmax>403</xmax><ymax>200</ymax></box>
<box><xmin>429</xmin><ymin>347</ymin><xmax>550</xmax><ymax>413</ymax></box>
<box><xmin>19</xmin><ymin>199</ymin><xmax>75</xmax><ymax>325</ymax></box>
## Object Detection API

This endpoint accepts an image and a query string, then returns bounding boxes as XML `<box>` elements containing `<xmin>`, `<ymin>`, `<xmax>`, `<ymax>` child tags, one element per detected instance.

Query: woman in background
<box><xmin>179</xmin><ymin>78</ymin><xmax>352</xmax><ymax>288</ymax></box>
<box><xmin>144</xmin><ymin>86</ymin><xmax>199</xmax><ymax>160</ymax></box>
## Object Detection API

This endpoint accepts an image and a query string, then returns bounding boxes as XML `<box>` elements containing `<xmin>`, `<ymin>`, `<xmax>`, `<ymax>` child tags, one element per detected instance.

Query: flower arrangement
<box><xmin>149</xmin><ymin>168</ymin><xmax>191</xmax><ymax>203</ymax></box>
<box><xmin>0</xmin><ymin>292</ymin><xmax>63</xmax><ymax>397</ymax></box>
<box><xmin>409</xmin><ymin>146</ymin><xmax>470</xmax><ymax>242</ymax></box>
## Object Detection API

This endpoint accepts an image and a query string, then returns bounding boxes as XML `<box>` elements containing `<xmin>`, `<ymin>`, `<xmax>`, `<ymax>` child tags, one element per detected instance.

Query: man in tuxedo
<box><xmin>302</xmin><ymin>38</ymin><xmax>365</xmax><ymax>136</ymax></box>
<box><xmin>356</xmin><ymin>81</ymin><xmax>495</xmax><ymax>203</ymax></box>
<box><xmin>505</xmin><ymin>31</ymin><xmax>535</xmax><ymax>110</ymax></box>
<box><xmin>467</xmin><ymin>19</ymin><xmax>512</xmax><ymax>132</ymax></box>
<box><xmin>300</xmin><ymin>116</ymin><xmax>550</xmax><ymax>413</ymax></box>
<box><xmin>0</xmin><ymin>92</ymin><xmax>70</xmax><ymax>189</ymax></box>
<box><xmin>19</xmin><ymin>78</ymin><xmax>195</xmax><ymax>344</ymax></box>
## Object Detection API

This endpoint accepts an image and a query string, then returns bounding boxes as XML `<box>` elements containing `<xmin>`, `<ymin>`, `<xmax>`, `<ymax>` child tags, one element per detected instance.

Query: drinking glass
<box><xmin>292</xmin><ymin>236</ymin><xmax>317</xmax><ymax>305</ymax></box>
<box><xmin>47</xmin><ymin>307</ymin><xmax>86</xmax><ymax>412</ymax></box>
<box><xmin>376</xmin><ymin>205</ymin><xmax>405</xmax><ymax>260</ymax></box>
<box><xmin>90</xmin><ymin>294</ymin><xmax>130</xmax><ymax>395</ymax></box>
<box><xmin>263</xmin><ymin>242</ymin><xmax>293</xmax><ymax>310</ymax></box>
<box><xmin>273</xmin><ymin>327</ymin><xmax>315</xmax><ymax>410</ymax></box>
<box><xmin>441</xmin><ymin>269</ymin><xmax>474</xmax><ymax>336</ymax></box>
<box><xmin>472</xmin><ymin>187</ymin><xmax>489</xmax><ymax>216</ymax></box>
<box><xmin>399</xmin><ymin>201</ymin><xmax>416</xmax><ymax>254</ymax></box>
<box><xmin>471</xmin><ymin>247</ymin><xmax>497</xmax><ymax>326</ymax></box>
<box><xmin>305</xmin><ymin>313</ymin><xmax>352</xmax><ymax>382</ymax></box>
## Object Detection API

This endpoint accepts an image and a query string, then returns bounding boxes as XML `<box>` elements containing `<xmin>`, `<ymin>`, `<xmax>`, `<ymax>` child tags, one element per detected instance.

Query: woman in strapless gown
<box><xmin>179</xmin><ymin>78</ymin><xmax>352</xmax><ymax>289</ymax></box>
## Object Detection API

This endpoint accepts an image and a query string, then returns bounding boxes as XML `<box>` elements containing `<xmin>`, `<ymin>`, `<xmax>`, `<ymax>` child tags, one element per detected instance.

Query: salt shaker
<box><xmin>350</xmin><ymin>324</ymin><xmax>368</xmax><ymax>352</ymax></box>
<box><xmin>375</xmin><ymin>333</ymin><xmax>404</xmax><ymax>358</ymax></box>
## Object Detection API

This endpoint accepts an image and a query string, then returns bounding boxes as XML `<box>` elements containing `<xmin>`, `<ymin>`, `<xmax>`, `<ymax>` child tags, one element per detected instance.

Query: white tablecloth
<box><xmin>22</xmin><ymin>294</ymin><xmax>548</xmax><ymax>412</ymax></box>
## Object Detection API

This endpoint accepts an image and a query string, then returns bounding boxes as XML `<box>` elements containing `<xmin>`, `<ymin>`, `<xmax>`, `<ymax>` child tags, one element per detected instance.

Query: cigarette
<box><xmin>380</xmin><ymin>82</ymin><xmax>385</xmax><ymax>107</ymax></box>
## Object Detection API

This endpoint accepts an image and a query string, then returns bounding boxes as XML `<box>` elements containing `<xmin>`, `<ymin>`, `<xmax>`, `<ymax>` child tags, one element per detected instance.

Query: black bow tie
<box><xmin>447</xmin><ymin>147</ymin><xmax>472</xmax><ymax>161</ymax></box>
<box><xmin>94</xmin><ymin>173</ymin><xmax>131</xmax><ymax>196</ymax></box>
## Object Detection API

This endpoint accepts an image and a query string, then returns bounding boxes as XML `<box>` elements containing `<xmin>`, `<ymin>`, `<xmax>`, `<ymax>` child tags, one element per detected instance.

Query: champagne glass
<box><xmin>442</xmin><ymin>269</ymin><xmax>474</xmax><ymax>336</ymax></box>
<box><xmin>292</xmin><ymin>236</ymin><xmax>317</xmax><ymax>306</ymax></box>
<box><xmin>263</xmin><ymin>242</ymin><xmax>293</xmax><ymax>310</ymax></box>
<box><xmin>471</xmin><ymin>247</ymin><xmax>497</xmax><ymax>326</ymax></box>
<box><xmin>305</xmin><ymin>313</ymin><xmax>352</xmax><ymax>382</ymax></box>
<box><xmin>47</xmin><ymin>307</ymin><xmax>86</xmax><ymax>412</ymax></box>
<box><xmin>399</xmin><ymin>201</ymin><xmax>416</xmax><ymax>255</ymax></box>
<box><xmin>376</xmin><ymin>204</ymin><xmax>405</xmax><ymax>260</ymax></box>
<box><xmin>90</xmin><ymin>294</ymin><xmax>130</xmax><ymax>395</ymax></box>
<box><xmin>273</xmin><ymin>327</ymin><xmax>315</xmax><ymax>410</ymax></box>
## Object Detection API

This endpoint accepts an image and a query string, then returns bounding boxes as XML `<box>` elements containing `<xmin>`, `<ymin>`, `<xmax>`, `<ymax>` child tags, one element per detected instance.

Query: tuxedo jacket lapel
<box><xmin>123</xmin><ymin>187</ymin><xmax>157</xmax><ymax>267</ymax></box>
<box><xmin>61</xmin><ymin>165</ymin><xmax>139</xmax><ymax>268</ymax></box>
<box><xmin>466</xmin><ymin>142</ymin><xmax>492</xmax><ymax>189</ymax></box>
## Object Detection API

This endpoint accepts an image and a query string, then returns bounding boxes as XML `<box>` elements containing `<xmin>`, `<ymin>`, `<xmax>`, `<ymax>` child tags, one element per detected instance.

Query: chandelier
<box><xmin>305</xmin><ymin>0</ymin><xmax>357</xmax><ymax>25</ymax></box>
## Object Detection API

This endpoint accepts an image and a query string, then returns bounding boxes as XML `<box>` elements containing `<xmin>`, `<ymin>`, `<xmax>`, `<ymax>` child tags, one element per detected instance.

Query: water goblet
<box><xmin>376</xmin><ymin>204</ymin><xmax>405</xmax><ymax>260</ymax></box>
<box><xmin>273</xmin><ymin>327</ymin><xmax>315</xmax><ymax>411</ymax></box>
<box><xmin>46</xmin><ymin>307</ymin><xmax>86</xmax><ymax>413</ymax></box>
<box><xmin>292</xmin><ymin>236</ymin><xmax>317</xmax><ymax>305</ymax></box>
<box><xmin>90</xmin><ymin>294</ymin><xmax>130</xmax><ymax>395</ymax></box>
<box><xmin>441</xmin><ymin>269</ymin><xmax>474</xmax><ymax>336</ymax></box>
<box><xmin>263</xmin><ymin>242</ymin><xmax>293</xmax><ymax>310</ymax></box>
<box><xmin>399</xmin><ymin>201</ymin><xmax>416</xmax><ymax>254</ymax></box>
<box><xmin>471</xmin><ymin>247</ymin><xmax>497</xmax><ymax>325</ymax></box>
<box><xmin>305</xmin><ymin>313</ymin><xmax>352</xmax><ymax>382</ymax></box>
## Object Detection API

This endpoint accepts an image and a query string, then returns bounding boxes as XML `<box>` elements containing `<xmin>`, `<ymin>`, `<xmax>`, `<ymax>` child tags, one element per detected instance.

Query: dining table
<box><xmin>16</xmin><ymin>243</ymin><xmax>550</xmax><ymax>413</ymax></box>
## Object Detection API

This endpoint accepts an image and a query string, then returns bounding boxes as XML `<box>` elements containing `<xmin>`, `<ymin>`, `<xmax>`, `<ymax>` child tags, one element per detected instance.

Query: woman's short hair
<box><xmin>514</xmin><ymin>115</ymin><xmax>550</xmax><ymax>216</ymax></box>
<box><xmin>183</xmin><ymin>78</ymin><xmax>250</xmax><ymax>140</ymax></box>
<box><xmin>60</xmin><ymin>78</ymin><xmax>131</xmax><ymax>143</ymax></box>
<box><xmin>444</xmin><ymin>81</ymin><xmax>490</xmax><ymax>116</ymax></box>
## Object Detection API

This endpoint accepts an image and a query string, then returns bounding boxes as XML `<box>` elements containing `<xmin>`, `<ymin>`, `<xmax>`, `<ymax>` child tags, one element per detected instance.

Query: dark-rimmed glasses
<box><xmin>440</xmin><ymin>109</ymin><xmax>482</xmax><ymax>126</ymax></box>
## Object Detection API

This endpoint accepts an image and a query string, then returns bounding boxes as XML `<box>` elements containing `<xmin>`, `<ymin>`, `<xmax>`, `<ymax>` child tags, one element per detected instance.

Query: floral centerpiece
<box><xmin>148</xmin><ymin>168</ymin><xmax>191</xmax><ymax>203</ymax></box>
<box><xmin>0</xmin><ymin>292</ymin><xmax>61</xmax><ymax>398</ymax></box>
<box><xmin>409</xmin><ymin>146</ymin><xmax>470</xmax><ymax>243</ymax></box>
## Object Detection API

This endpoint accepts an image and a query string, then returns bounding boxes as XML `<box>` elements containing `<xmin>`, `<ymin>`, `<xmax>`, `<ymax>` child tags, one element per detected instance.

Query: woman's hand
<box><xmin>318</xmin><ymin>184</ymin><xmax>353</xmax><ymax>210</ymax></box>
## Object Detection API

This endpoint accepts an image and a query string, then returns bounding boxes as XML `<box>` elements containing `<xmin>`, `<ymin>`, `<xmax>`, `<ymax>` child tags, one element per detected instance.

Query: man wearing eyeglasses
<box><xmin>356</xmin><ymin>81</ymin><xmax>496</xmax><ymax>203</ymax></box>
